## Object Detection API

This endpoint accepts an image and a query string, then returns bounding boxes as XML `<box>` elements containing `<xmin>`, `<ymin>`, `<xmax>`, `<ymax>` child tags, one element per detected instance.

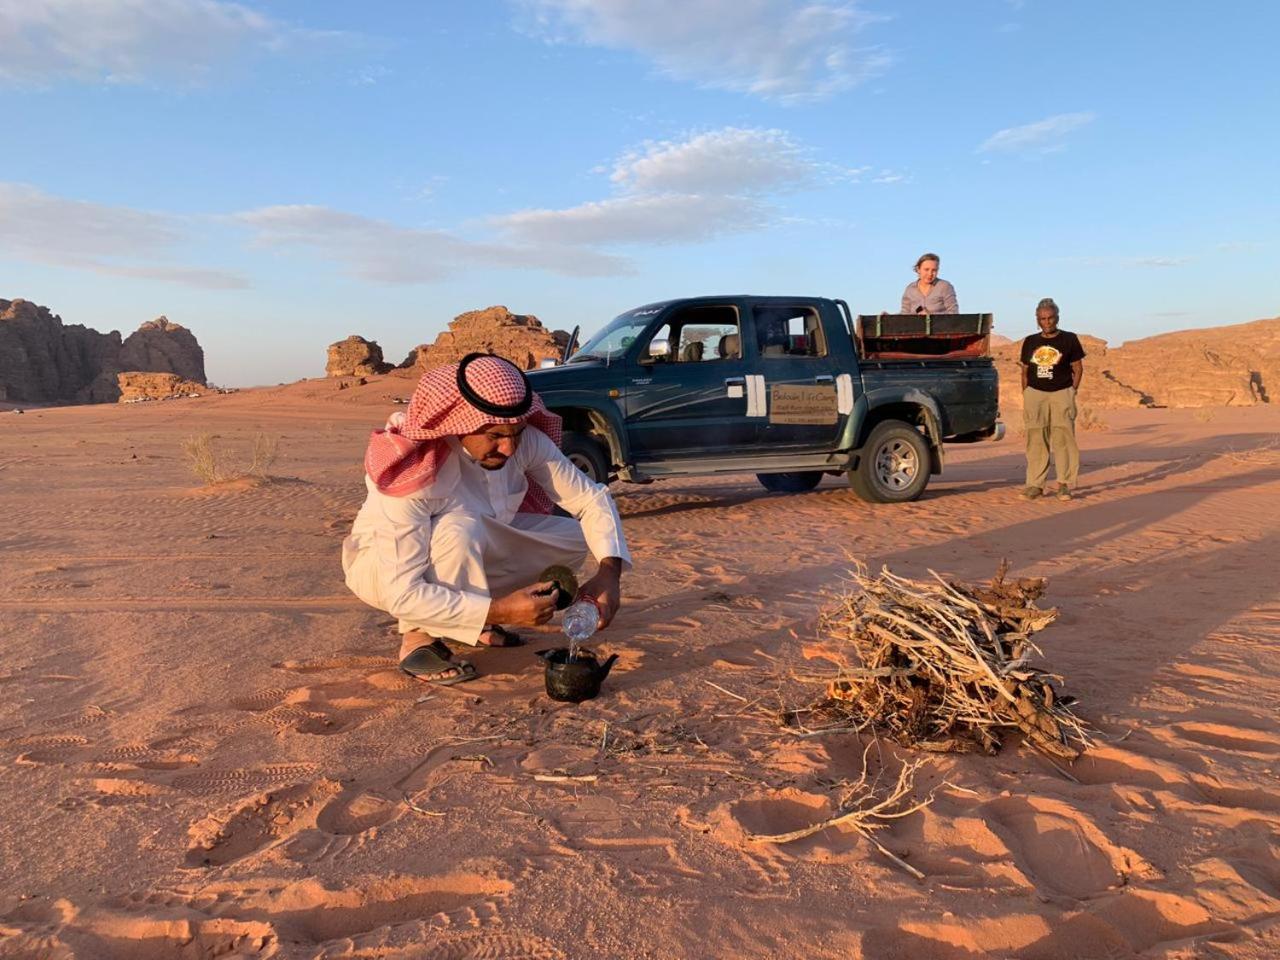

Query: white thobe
<box><xmin>342</xmin><ymin>427</ymin><xmax>630</xmax><ymax>653</ymax></box>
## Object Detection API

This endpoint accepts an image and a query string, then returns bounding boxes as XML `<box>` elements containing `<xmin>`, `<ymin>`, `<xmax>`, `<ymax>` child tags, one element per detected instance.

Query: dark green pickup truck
<box><xmin>528</xmin><ymin>295</ymin><xmax>1003</xmax><ymax>502</ymax></box>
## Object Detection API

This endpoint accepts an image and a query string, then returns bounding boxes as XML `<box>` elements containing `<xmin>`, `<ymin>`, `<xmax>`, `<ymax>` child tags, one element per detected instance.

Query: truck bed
<box><xmin>856</xmin><ymin>313</ymin><xmax>993</xmax><ymax>361</ymax></box>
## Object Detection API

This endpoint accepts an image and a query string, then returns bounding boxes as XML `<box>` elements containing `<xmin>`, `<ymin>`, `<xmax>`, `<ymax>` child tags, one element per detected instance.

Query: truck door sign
<box><xmin>768</xmin><ymin>383</ymin><xmax>838</xmax><ymax>425</ymax></box>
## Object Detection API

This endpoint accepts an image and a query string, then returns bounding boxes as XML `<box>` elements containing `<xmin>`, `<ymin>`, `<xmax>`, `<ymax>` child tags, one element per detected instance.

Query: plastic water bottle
<box><xmin>562</xmin><ymin>599</ymin><xmax>600</xmax><ymax>657</ymax></box>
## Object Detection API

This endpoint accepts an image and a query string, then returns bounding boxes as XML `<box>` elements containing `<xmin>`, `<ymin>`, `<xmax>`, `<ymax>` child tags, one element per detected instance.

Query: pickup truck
<box><xmin>527</xmin><ymin>295</ymin><xmax>1002</xmax><ymax>502</ymax></box>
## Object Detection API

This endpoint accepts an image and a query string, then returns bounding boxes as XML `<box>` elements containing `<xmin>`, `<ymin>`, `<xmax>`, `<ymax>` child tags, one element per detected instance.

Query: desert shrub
<box><xmin>181</xmin><ymin>432</ymin><xmax>280</xmax><ymax>485</ymax></box>
<box><xmin>1193</xmin><ymin>408</ymin><xmax>1215</xmax><ymax>423</ymax></box>
<box><xmin>245</xmin><ymin>433</ymin><xmax>279</xmax><ymax>477</ymax></box>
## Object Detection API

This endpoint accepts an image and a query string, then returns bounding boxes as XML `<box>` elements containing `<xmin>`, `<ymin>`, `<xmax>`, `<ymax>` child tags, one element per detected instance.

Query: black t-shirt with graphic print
<box><xmin>1020</xmin><ymin>331</ymin><xmax>1085</xmax><ymax>392</ymax></box>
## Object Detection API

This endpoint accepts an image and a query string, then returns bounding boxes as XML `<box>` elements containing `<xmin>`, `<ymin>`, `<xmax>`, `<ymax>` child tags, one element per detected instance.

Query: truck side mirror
<box><xmin>643</xmin><ymin>339</ymin><xmax>671</xmax><ymax>362</ymax></box>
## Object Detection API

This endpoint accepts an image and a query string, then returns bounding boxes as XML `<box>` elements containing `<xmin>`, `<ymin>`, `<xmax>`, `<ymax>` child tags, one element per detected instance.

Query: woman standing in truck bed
<box><xmin>901</xmin><ymin>252</ymin><xmax>959</xmax><ymax>315</ymax></box>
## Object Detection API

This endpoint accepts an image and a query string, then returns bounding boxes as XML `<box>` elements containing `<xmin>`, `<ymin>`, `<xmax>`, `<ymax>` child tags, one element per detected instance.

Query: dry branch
<box><xmin>748</xmin><ymin>748</ymin><xmax>932</xmax><ymax>880</ymax></box>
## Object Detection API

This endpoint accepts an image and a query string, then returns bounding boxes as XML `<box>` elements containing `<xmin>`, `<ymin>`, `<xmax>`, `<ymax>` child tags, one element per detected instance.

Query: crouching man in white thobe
<box><xmin>342</xmin><ymin>353</ymin><xmax>631</xmax><ymax>685</ymax></box>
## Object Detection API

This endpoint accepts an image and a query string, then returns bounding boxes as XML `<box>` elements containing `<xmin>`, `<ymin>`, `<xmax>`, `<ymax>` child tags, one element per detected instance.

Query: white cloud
<box><xmin>0</xmin><ymin>182</ymin><xmax>248</xmax><ymax>288</ymax></box>
<box><xmin>1049</xmin><ymin>253</ymin><xmax>1193</xmax><ymax>270</ymax></box>
<box><xmin>496</xmin><ymin>193</ymin><xmax>768</xmax><ymax>246</ymax></box>
<box><xmin>978</xmin><ymin>112</ymin><xmax>1096</xmax><ymax>154</ymax></box>
<box><xmin>871</xmin><ymin>169</ymin><xmax>907</xmax><ymax>184</ymax></box>
<box><xmin>492</xmin><ymin>126</ymin><xmax>824</xmax><ymax>247</ymax></box>
<box><xmin>0</xmin><ymin>0</ymin><xmax>301</xmax><ymax>85</ymax></box>
<box><xmin>235</xmin><ymin>204</ymin><xmax>631</xmax><ymax>281</ymax></box>
<box><xmin>514</xmin><ymin>0</ymin><xmax>890</xmax><ymax>103</ymax></box>
<box><xmin>610</xmin><ymin>127</ymin><xmax>815</xmax><ymax>194</ymax></box>
<box><xmin>1130</xmin><ymin>256</ymin><xmax>1190</xmax><ymax>268</ymax></box>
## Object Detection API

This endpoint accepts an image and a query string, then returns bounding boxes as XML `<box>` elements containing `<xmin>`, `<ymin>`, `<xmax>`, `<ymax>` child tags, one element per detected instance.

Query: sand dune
<box><xmin>1</xmin><ymin>379</ymin><xmax>1278</xmax><ymax>959</ymax></box>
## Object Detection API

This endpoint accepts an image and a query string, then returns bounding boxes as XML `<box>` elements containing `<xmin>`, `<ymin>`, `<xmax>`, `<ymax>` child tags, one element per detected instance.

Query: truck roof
<box><xmin>624</xmin><ymin>294</ymin><xmax>838</xmax><ymax>313</ymax></box>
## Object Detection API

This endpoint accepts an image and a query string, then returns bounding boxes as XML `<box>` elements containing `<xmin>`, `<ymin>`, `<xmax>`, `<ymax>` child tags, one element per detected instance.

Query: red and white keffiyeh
<box><xmin>364</xmin><ymin>353</ymin><xmax>562</xmax><ymax>512</ymax></box>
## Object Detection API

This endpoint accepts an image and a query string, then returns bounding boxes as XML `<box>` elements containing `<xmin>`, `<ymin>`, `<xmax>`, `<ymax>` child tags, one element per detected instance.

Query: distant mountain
<box><xmin>0</xmin><ymin>298</ymin><xmax>206</xmax><ymax>404</ymax></box>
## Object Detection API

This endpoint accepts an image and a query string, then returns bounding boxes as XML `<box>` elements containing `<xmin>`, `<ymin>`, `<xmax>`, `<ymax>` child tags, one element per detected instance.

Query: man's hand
<box><xmin>577</xmin><ymin>557</ymin><xmax>623</xmax><ymax>629</ymax></box>
<box><xmin>487</xmin><ymin>582</ymin><xmax>557</xmax><ymax>627</ymax></box>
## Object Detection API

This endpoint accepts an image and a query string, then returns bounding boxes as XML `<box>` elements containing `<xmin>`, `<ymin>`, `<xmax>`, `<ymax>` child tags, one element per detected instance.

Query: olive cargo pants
<box><xmin>1023</xmin><ymin>386</ymin><xmax>1079</xmax><ymax>488</ymax></box>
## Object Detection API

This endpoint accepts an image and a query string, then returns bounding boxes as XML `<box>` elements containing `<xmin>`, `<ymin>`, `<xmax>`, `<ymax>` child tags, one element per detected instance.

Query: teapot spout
<box><xmin>596</xmin><ymin>653</ymin><xmax>619</xmax><ymax>681</ymax></box>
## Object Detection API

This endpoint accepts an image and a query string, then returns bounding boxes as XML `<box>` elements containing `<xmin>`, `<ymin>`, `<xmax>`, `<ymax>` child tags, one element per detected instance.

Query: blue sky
<box><xmin>2</xmin><ymin>0</ymin><xmax>1277</xmax><ymax>386</ymax></box>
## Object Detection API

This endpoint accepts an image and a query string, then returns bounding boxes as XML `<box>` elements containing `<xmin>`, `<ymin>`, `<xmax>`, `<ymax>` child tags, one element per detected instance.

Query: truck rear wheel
<box><xmin>756</xmin><ymin>471</ymin><xmax>824</xmax><ymax>493</ymax></box>
<box><xmin>848</xmin><ymin>421</ymin><xmax>931</xmax><ymax>503</ymax></box>
<box><xmin>561</xmin><ymin>431</ymin><xmax>610</xmax><ymax>485</ymax></box>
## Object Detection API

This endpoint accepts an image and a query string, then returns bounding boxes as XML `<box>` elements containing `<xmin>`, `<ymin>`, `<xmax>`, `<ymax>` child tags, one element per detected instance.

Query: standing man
<box><xmin>1019</xmin><ymin>298</ymin><xmax>1085</xmax><ymax>501</ymax></box>
<box><xmin>342</xmin><ymin>353</ymin><xmax>630</xmax><ymax>685</ymax></box>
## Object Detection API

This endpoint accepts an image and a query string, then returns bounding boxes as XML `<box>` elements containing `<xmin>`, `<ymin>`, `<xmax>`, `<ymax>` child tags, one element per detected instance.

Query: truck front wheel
<box><xmin>756</xmin><ymin>471</ymin><xmax>824</xmax><ymax>493</ymax></box>
<box><xmin>561</xmin><ymin>431</ymin><xmax>611</xmax><ymax>485</ymax></box>
<box><xmin>848</xmin><ymin>421</ymin><xmax>931</xmax><ymax>503</ymax></box>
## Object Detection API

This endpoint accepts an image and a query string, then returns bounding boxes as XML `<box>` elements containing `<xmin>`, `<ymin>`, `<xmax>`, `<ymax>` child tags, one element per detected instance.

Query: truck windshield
<box><xmin>568</xmin><ymin>310</ymin><xmax>659</xmax><ymax>363</ymax></box>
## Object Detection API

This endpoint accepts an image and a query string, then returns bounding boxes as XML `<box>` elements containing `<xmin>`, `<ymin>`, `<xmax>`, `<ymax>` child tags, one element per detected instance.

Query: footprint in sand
<box><xmin>333</xmin><ymin>931</ymin><xmax>567</xmax><ymax>960</ymax></box>
<box><xmin>1172</xmin><ymin>721</ymin><xmax>1280</xmax><ymax>756</ymax></box>
<box><xmin>41</xmin><ymin>706</ymin><xmax>111</xmax><ymax>730</ymax></box>
<box><xmin>315</xmin><ymin>788</ymin><xmax>402</xmax><ymax>836</ymax></box>
<box><xmin>285</xmin><ymin>689</ymin><xmax>393</xmax><ymax>737</ymax></box>
<box><xmin>1188</xmin><ymin>774</ymin><xmax>1280</xmax><ymax>813</ymax></box>
<box><xmin>96</xmin><ymin>743</ymin><xmax>200</xmax><ymax>770</ymax></box>
<box><xmin>274</xmin><ymin>654</ymin><xmax>394</xmax><ymax>673</ymax></box>
<box><xmin>274</xmin><ymin>786</ymin><xmax>407</xmax><ymax>865</ymax></box>
<box><xmin>13</xmin><ymin>735</ymin><xmax>92</xmax><ymax>766</ymax></box>
<box><xmin>58</xmin><ymin>776</ymin><xmax>179</xmax><ymax>810</ymax></box>
<box><xmin>982</xmin><ymin>796</ymin><xmax>1127</xmax><ymax>900</ymax></box>
<box><xmin>714</xmin><ymin>788</ymin><xmax>873</xmax><ymax>870</ymax></box>
<box><xmin>123</xmin><ymin>874</ymin><xmax>519</xmax><ymax>950</ymax></box>
<box><xmin>185</xmin><ymin>779</ymin><xmax>343</xmax><ymax>867</ymax></box>
<box><xmin>1069</xmin><ymin>744</ymin><xmax>1190</xmax><ymax>791</ymax></box>
<box><xmin>226</xmin><ymin>681</ymin><xmax>397</xmax><ymax>737</ymax></box>
<box><xmin>229</xmin><ymin>686</ymin><xmax>300</xmax><ymax>712</ymax></box>
<box><xmin>171</xmin><ymin>763</ymin><xmax>320</xmax><ymax>794</ymax></box>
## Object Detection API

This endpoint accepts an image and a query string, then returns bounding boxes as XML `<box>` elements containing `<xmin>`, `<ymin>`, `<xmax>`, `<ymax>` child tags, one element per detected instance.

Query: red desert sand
<box><xmin>1</xmin><ymin>377</ymin><xmax>1278</xmax><ymax>960</ymax></box>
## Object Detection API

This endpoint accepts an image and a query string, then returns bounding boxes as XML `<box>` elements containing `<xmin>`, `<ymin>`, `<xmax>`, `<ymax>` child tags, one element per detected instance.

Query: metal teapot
<box><xmin>536</xmin><ymin>647</ymin><xmax>619</xmax><ymax>703</ymax></box>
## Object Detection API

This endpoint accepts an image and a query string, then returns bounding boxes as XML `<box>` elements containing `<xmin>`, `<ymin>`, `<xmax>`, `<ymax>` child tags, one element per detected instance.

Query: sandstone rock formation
<box><xmin>117</xmin><ymin>372</ymin><xmax>209</xmax><ymax>403</ymax></box>
<box><xmin>0</xmin><ymin>299</ymin><xmax>207</xmax><ymax>404</ymax></box>
<box><xmin>118</xmin><ymin>316</ymin><xmax>206</xmax><ymax>384</ymax></box>
<box><xmin>401</xmin><ymin>306</ymin><xmax>571</xmax><ymax>371</ymax></box>
<box><xmin>326</xmin><ymin>336</ymin><xmax>393</xmax><ymax>377</ymax></box>
<box><xmin>994</xmin><ymin>318</ymin><xmax>1278</xmax><ymax>412</ymax></box>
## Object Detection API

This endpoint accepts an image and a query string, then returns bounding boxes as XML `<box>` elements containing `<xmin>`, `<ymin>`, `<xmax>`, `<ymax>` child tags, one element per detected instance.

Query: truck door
<box><xmin>753</xmin><ymin>303</ymin><xmax>849</xmax><ymax>451</ymax></box>
<box><xmin>623</xmin><ymin>301</ymin><xmax>758</xmax><ymax>460</ymax></box>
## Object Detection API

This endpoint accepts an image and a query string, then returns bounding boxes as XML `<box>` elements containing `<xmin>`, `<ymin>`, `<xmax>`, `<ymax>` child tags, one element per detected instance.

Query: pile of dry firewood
<box><xmin>808</xmin><ymin>561</ymin><xmax>1090</xmax><ymax>762</ymax></box>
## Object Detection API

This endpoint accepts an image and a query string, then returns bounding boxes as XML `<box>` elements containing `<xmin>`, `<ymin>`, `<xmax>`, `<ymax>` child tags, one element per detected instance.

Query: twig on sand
<box><xmin>787</xmin><ymin>724</ymin><xmax>868</xmax><ymax>739</ymax></box>
<box><xmin>703</xmin><ymin>679</ymin><xmax>749</xmax><ymax>702</ymax></box>
<box><xmin>1037</xmin><ymin>754</ymin><xmax>1080</xmax><ymax>783</ymax></box>
<box><xmin>748</xmin><ymin>748</ymin><xmax>932</xmax><ymax>881</ymax></box>
<box><xmin>403</xmin><ymin>793</ymin><xmax>446</xmax><ymax>817</ymax></box>
<box><xmin>533</xmin><ymin>773</ymin><xmax>598</xmax><ymax>783</ymax></box>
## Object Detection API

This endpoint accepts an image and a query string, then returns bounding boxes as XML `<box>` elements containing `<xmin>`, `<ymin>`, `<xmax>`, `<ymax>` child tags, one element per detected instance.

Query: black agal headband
<box><xmin>456</xmin><ymin>353</ymin><xmax>533</xmax><ymax>418</ymax></box>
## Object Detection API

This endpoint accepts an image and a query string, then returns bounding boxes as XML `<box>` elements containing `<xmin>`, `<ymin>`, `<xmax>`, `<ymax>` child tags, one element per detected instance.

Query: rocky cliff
<box><xmin>0</xmin><ymin>299</ymin><xmax>207</xmax><ymax>404</ymax></box>
<box><xmin>402</xmin><ymin>305</ymin><xmax>571</xmax><ymax>371</ymax></box>
<box><xmin>994</xmin><ymin>318</ymin><xmax>1277</xmax><ymax>411</ymax></box>
<box><xmin>326</xmin><ymin>336</ymin><xmax>393</xmax><ymax>377</ymax></box>
<box><xmin>118</xmin><ymin>316</ymin><xmax>206</xmax><ymax>384</ymax></box>
<box><xmin>117</xmin><ymin>372</ymin><xmax>210</xmax><ymax>402</ymax></box>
